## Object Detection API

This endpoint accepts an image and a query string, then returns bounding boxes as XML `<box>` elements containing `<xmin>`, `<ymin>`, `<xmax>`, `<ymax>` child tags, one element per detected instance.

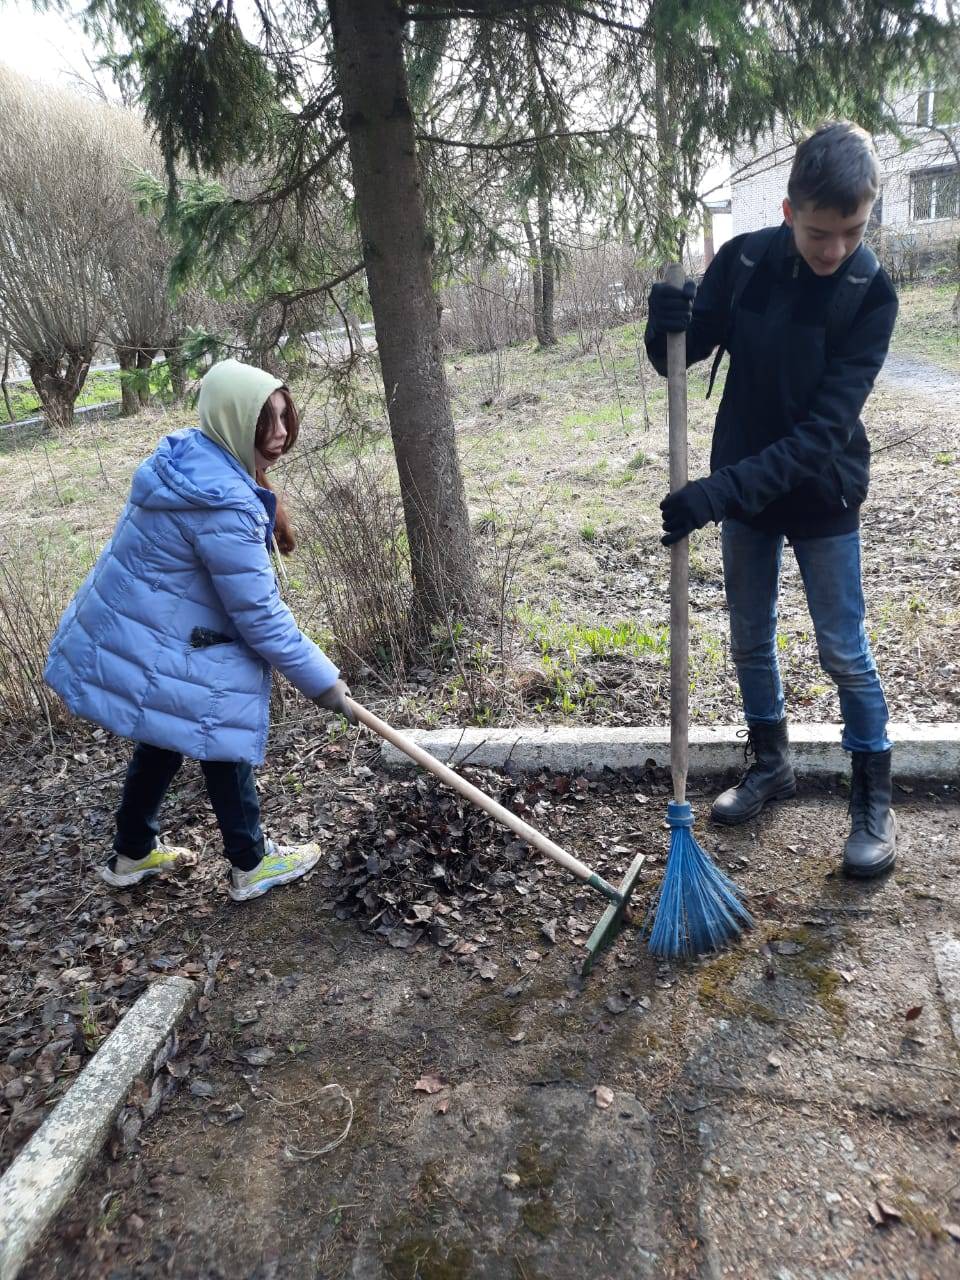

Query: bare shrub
<box><xmin>283</xmin><ymin>445</ymin><xmax>543</xmax><ymax>725</ymax></box>
<box><xmin>0</xmin><ymin>535</ymin><xmax>77</xmax><ymax>734</ymax></box>
<box><xmin>611</xmin><ymin>247</ymin><xmax>657</xmax><ymax>319</ymax></box>
<box><xmin>291</xmin><ymin>454</ymin><xmax>417</xmax><ymax>679</ymax></box>
<box><xmin>558</xmin><ymin>242</ymin><xmax>631</xmax><ymax>354</ymax></box>
<box><xmin>446</xmin><ymin>492</ymin><xmax>546</xmax><ymax>723</ymax></box>
<box><xmin>0</xmin><ymin>69</ymin><xmax>134</xmax><ymax>431</ymax></box>
<box><xmin>441</xmin><ymin>262</ymin><xmax>533</xmax><ymax>354</ymax></box>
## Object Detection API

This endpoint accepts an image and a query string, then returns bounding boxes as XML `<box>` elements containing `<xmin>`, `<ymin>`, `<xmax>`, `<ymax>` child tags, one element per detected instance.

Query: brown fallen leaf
<box><xmin>592</xmin><ymin>1085</ymin><xmax>614</xmax><ymax>1109</ymax></box>
<box><xmin>414</xmin><ymin>1074</ymin><xmax>444</xmax><ymax>1095</ymax></box>
<box><xmin>904</xmin><ymin>1005</ymin><xmax>923</xmax><ymax>1022</ymax></box>
<box><xmin>435</xmin><ymin>1098</ymin><xmax>450</xmax><ymax>1115</ymax></box>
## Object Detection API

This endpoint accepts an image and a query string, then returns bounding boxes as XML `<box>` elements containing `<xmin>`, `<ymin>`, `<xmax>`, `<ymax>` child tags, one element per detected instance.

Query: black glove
<box><xmin>659</xmin><ymin>481</ymin><xmax>716</xmax><ymax>546</ymax></box>
<box><xmin>314</xmin><ymin>678</ymin><xmax>358</xmax><ymax>725</ymax></box>
<box><xmin>647</xmin><ymin>279</ymin><xmax>696</xmax><ymax>334</ymax></box>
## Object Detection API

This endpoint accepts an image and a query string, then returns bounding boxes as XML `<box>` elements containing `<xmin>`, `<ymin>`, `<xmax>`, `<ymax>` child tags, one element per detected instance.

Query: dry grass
<box><xmin>2</xmin><ymin>293</ymin><xmax>959</xmax><ymax>734</ymax></box>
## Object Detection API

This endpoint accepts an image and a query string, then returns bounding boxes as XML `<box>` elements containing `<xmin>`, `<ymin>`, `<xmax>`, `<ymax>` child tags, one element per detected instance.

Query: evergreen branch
<box><xmin>244</xmin><ymin>133</ymin><xmax>348</xmax><ymax>208</ymax></box>
<box><xmin>273</xmin><ymin>261</ymin><xmax>365</xmax><ymax>305</ymax></box>
<box><xmin>407</xmin><ymin>2</ymin><xmax>650</xmax><ymax>37</ymax></box>
<box><xmin>417</xmin><ymin>126</ymin><xmax>620</xmax><ymax>151</ymax></box>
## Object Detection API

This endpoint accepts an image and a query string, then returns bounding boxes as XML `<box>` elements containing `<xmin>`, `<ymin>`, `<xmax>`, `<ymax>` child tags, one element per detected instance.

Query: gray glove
<box><xmin>313</xmin><ymin>678</ymin><xmax>357</xmax><ymax>725</ymax></box>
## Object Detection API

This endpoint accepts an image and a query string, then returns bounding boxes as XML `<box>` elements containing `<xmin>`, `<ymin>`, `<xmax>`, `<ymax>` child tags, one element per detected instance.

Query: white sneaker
<box><xmin>99</xmin><ymin>840</ymin><xmax>190</xmax><ymax>887</ymax></box>
<box><xmin>228</xmin><ymin>838</ymin><xmax>322</xmax><ymax>902</ymax></box>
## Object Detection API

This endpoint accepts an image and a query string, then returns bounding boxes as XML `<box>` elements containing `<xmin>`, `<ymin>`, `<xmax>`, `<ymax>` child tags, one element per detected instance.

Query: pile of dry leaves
<box><xmin>318</xmin><ymin>767</ymin><xmax>664</xmax><ymax>974</ymax></box>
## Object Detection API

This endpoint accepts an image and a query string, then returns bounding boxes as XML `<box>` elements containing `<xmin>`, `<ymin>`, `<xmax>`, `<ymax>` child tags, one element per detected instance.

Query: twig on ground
<box><xmin>245</xmin><ymin>1081</ymin><xmax>356</xmax><ymax>1160</ymax></box>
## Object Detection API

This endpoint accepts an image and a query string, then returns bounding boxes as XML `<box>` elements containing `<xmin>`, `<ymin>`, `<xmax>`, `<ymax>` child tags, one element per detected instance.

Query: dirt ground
<box><xmin>15</xmin><ymin>749</ymin><xmax>960</xmax><ymax>1280</ymax></box>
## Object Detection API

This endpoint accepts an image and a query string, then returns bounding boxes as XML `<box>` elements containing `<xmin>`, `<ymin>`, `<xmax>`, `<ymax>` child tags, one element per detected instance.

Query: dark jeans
<box><xmin>113</xmin><ymin>743</ymin><xmax>265</xmax><ymax>871</ymax></box>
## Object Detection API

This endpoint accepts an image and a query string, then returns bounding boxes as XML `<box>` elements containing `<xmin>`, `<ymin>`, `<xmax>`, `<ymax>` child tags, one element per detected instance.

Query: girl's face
<box><xmin>254</xmin><ymin>391</ymin><xmax>290</xmax><ymax>471</ymax></box>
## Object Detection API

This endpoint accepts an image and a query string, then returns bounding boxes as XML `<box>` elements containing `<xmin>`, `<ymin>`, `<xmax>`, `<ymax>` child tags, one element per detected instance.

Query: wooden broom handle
<box><xmin>664</xmin><ymin>262</ymin><xmax>689</xmax><ymax>805</ymax></box>
<box><xmin>347</xmin><ymin>699</ymin><xmax>599</xmax><ymax>885</ymax></box>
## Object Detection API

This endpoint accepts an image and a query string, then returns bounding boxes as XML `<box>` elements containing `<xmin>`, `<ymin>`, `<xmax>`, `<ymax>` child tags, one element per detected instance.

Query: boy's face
<box><xmin>782</xmin><ymin>197</ymin><xmax>874</xmax><ymax>276</ymax></box>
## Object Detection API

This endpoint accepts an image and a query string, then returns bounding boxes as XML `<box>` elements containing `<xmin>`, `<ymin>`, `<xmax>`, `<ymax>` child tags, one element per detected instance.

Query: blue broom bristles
<box><xmin>646</xmin><ymin>801</ymin><xmax>753</xmax><ymax>958</ymax></box>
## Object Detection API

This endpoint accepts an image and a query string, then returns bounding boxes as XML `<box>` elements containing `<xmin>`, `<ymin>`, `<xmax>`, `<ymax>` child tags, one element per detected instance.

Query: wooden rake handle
<box><xmin>664</xmin><ymin>261</ymin><xmax>690</xmax><ymax>805</ymax></box>
<box><xmin>347</xmin><ymin>698</ymin><xmax>603</xmax><ymax>888</ymax></box>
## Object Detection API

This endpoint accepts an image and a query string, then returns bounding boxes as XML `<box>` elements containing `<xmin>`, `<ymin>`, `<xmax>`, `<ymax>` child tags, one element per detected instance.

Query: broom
<box><xmin>646</xmin><ymin>263</ymin><xmax>753</xmax><ymax>958</ymax></box>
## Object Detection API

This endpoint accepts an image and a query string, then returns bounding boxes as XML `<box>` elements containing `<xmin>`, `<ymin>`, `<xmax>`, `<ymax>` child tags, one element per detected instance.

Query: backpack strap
<box><xmin>706</xmin><ymin>227</ymin><xmax>779</xmax><ymax>398</ymax></box>
<box><xmin>825</xmin><ymin>242</ymin><xmax>880</xmax><ymax>355</ymax></box>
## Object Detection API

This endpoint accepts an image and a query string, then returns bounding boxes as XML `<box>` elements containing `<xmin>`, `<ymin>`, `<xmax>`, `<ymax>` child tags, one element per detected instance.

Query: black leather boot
<box><xmin>843</xmin><ymin>749</ymin><xmax>897</xmax><ymax>878</ymax></box>
<box><xmin>711</xmin><ymin>717</ymin><xmax>796</xmax><ymax>825</ymax></box>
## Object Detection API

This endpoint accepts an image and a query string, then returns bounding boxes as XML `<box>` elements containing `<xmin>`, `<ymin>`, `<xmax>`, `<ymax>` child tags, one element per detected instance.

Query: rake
<box><xmin>347</xmin><ymin>699</ymin><xmax>644</xmax><ymax>974</ymax></box>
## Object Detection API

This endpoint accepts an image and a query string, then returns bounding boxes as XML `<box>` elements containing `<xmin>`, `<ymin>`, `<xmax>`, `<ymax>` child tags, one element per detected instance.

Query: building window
<box><xmin>916</xmin><ymin>88</ymin><xmax>957</xmax><ymax>127</ymax></box>
<box><xmin>910</xmin><ymin>168</ymin><xmax>960</xmax><ymax>221</ymax></box>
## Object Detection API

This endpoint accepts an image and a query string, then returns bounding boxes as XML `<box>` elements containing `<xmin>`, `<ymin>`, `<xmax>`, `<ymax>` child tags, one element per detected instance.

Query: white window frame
<box><xmin>915</xmin><ymin>87</ymin><xmax>959</xmax><ymax>129</ymax></box>
<box><xmin>909</xmin><ymin>166</ymin><xmax>960</xmax><ymax>222</ymax></box>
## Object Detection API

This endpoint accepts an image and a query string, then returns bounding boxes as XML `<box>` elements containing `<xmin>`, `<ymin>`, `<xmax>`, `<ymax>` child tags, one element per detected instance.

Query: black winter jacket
<box><xmin>645</xmin><ymin>223</ymin><xmax>898</xmax><ymax>538</ymax></box>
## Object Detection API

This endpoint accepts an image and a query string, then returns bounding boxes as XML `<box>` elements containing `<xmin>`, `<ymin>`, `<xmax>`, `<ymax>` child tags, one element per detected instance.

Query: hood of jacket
<box><xmin>129</xmin><ymin>429</ymin><xmax>277</xmax><ymax>532</ymax></box>
<box><xmin>197</xmin><ymin>358</ymin><xmax>284</xmax><ymax>477</ymax></box>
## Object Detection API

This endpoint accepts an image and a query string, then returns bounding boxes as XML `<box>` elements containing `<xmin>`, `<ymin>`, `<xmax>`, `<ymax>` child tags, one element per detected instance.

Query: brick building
<box><xmin>729</xmin><ymin>92</ymin><xmax>959</xmax><ymax>263</ymax></box>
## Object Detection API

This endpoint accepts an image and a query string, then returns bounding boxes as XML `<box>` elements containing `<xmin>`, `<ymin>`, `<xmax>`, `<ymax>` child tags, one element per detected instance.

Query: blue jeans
<box><xmin>113</xmin><ymin>743</ymin><xmax>265</xmax><ymax>870</ymax></box>
<box><xmin>721</xmin><ymin>520</ymin><xmax>891</xmax><ymax>753</ymax></box>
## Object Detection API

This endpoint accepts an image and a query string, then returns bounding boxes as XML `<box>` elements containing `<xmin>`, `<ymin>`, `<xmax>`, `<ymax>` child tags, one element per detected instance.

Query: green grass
<box><xmin>562</xmin><ymin>402</ymin><xmax>629</xmax><ymax>432</ymax></box>
<box><xmin>522</xmin><ymin>606</ymin><xmax>668</xmax><ymax>661</ymax></box>
<box><xmin>890</xmin><ymin>282</ymin><xmax>960</xmax><ymax>373</ymax></box>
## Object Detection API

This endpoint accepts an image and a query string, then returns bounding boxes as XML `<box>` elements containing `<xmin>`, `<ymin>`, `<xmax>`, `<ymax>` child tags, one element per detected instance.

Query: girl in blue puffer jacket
<box><xmin>45</xmin><ymin>359</ymin><xmax>354</xmax><ymax>902</ymax></box>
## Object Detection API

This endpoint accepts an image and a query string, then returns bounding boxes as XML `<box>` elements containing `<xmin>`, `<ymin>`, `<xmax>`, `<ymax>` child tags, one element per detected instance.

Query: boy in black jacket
<box><xmin>645</xmin><ymin>121</ymin><xmax>899</xmax><ymax>878</ymax></box>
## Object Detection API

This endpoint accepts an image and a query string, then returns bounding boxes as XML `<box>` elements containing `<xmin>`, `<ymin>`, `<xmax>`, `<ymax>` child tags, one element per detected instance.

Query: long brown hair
<box><xmin>254</xmin><ymin>387</ymin><xmax>299</xmax><ymax>555</ymax></box>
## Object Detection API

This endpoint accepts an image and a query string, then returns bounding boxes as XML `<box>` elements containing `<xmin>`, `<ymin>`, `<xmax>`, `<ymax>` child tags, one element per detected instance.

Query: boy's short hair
<box><xmin>787</xmin><ymin>121</ymin><xmax>880</xmax><ymax>215</ymax></box>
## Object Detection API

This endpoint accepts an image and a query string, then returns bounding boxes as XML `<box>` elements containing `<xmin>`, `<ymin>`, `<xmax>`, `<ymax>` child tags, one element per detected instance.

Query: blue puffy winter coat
<box><xmin>44</xmin><ymin>427</ymin><xmax>339</xmax><ymax>764</ymax></box>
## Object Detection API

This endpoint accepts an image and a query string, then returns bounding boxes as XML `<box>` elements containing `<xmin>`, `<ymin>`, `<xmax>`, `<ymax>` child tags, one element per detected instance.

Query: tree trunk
<box><xmin>702</xmin><ymin>204</ymin><xmax>716</xmax><ymax>268</ymax></box>
<box><xmin>537</xmin><ymin>180</ymin><xmax>558</xmax><ymax>347</ymax></box>
<box><xmin>136</xmin><ymin>349</ymin><xmax>156</xmax><ymax>408</ymax></box>
<box><xmin>1</xmin><ymin>341</ymin><xmax>15</xmax><ymax>424</ymax></box>
<box><xmin>522</xmin><ymin>215</ymin><xmax>547</xmax><ymax>348</ymax></box>
<box><xmin>117</xmin><ymin>346</ymin><xmax>139</xmax><ymax>417</ymax></box>
<box><xmin>28</xmin><ymin>350</ymin><xmax>89</xmax><ymax>433</ymax></box>
<box><xmin>165</xmin><ymin>342</ymin><xmax>187</xmax><ymax>402</ymax></box>
<box><xmin>328</xmin><ymin>0</ymin><xmax>477</xmax><ymax>621</ymax></box>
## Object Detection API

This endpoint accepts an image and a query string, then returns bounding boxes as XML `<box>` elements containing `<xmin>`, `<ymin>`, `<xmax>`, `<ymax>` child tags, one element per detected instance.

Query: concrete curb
<box><xmin>930</xmin><ymin>934</ymin><xmax>960</xmax><ymax>1050</ymax></box>
<box><xmin>0</xmin><ymin>976</ymin><xmax>197</xmax><ymax>1280</ymax></box>
<box><xmin>380</xmin><ymin>721</ymin><xmax>960</xmax><ymax>782</ymax></box>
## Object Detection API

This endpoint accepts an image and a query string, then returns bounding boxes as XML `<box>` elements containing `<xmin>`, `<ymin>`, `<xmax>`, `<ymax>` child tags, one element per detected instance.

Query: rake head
<box><xmin>580</xmin><ymin>851</ymin><xmax>646</xmax><ymax>975</ymax></box>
